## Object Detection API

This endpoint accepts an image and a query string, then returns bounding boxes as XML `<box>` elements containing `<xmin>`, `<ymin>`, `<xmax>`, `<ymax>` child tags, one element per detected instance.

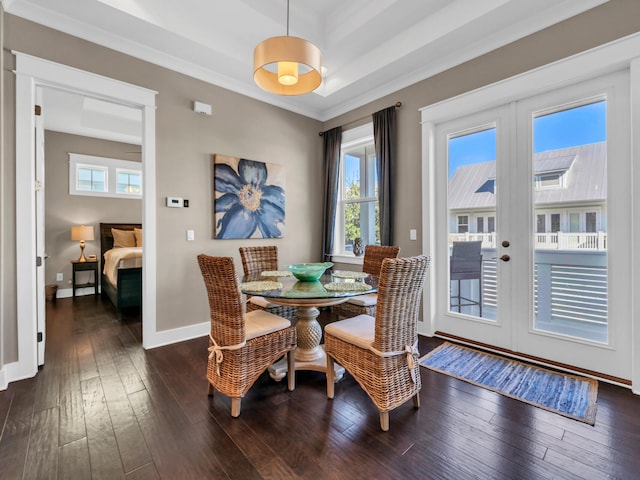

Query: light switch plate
<box><xmin>187</xmin><ymin>229</ymin><xmax>195</xmax><ymax>241</ymax></box>
<box><xmin>410</xmin><ymin>229</ymin><xmax>417</xmax><ymax>240</ymax></box>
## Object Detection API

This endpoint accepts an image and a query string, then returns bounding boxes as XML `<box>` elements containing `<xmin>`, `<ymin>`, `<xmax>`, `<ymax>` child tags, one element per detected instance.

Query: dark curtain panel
<box><xmin>321</xmin><ymin>127</ymin><xmax>342</xmax><ymax>261</ymax></box>
<box><xmin>373</xmin><ymin>106</ymin><xmax>396</xmax><ymax>246</ymax></box>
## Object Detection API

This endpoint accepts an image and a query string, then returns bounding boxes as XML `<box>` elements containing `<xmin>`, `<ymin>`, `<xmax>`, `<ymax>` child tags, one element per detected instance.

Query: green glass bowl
<box><xmin>287</xmin><ymin>262</ymin><xmax>333</xmax><ymax>282</ymax></box>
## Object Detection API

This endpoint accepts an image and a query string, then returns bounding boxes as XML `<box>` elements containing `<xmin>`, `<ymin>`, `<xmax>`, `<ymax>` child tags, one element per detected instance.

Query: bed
<box><xmin>100</xmin><ymin>223</ymin><xmax>143</xmax><ymax>312</ymax></box>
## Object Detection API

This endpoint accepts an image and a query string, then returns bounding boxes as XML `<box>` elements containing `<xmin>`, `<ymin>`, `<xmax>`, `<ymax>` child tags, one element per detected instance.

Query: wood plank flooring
<box><xmin>1</xmin><ymin>295</ymin><xmax>639</xmax><ymax>479</ymax></box>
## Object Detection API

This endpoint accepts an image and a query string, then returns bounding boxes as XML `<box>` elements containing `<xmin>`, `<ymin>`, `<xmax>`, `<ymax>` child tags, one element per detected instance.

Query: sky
<box><xmin>448</xmin><ymin>100</ymin><xmax>606</xmax><ymax>177</ymax></box>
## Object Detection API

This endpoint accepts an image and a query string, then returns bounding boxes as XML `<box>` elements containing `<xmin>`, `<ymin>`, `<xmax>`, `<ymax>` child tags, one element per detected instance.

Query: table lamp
<box><xmin>71</xmin><ymin>225</ymin><xmax>94</xmax><ymax>262</ymax></box>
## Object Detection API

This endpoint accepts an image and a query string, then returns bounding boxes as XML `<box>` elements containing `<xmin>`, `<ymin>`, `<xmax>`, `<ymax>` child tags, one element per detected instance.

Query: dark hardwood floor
<box><xmin>1</xmin><ymin>296</ymin><xmax>639</xmax><ymax>479</ymax></box>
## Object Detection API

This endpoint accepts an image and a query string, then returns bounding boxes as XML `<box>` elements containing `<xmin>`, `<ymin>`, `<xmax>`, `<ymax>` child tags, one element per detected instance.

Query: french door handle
<box><xmin>500</xmin><ymin>254</ymin><xmax>510</xmax><ymax>262</ymax></box>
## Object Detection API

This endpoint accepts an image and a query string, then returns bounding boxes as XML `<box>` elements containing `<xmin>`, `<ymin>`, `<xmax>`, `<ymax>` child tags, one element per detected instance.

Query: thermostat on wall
<box><xmin>166</xmin><ymin>197</ymin><xmax>184</xmax><ymax>208</ymax></box>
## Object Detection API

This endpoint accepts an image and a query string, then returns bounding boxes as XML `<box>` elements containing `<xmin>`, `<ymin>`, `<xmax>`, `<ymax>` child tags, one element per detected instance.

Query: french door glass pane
<box><xmin>448</xmin><ymin>127</ymin><xmax>496</xmax><ymax>320</ymax></box>
<box><xmin>532</xmin><ymin>100</ymin><xmax>607</xmax><ymax>343</ymax></box>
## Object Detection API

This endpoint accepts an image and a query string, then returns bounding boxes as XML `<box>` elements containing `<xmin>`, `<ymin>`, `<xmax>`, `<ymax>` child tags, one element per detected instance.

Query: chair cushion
<box><xmin>345</xmin><ymin>293</ymin><xmax>377</xmax><ymax>307</ymax></box>
<box><xmin>248</xmin><ymin>296</ymin><xmax>278</xmax><ymax>308</ymax></box>
<box><xmin>324</xmin><ymin>314</ymin><xmax>375</xmax><ymax>350</ymax></box>
<box><xmin>245</xmin><ymin>310</ymin><xmax>291</xmax><ymax>340</ymax></box>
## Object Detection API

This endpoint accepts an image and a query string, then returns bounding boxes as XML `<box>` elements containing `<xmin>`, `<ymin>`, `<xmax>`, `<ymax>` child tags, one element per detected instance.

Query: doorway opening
<box><xmin>14</xmin><ymin>52</ymin><xmax>157</xmax><ymax>381</ymax></box>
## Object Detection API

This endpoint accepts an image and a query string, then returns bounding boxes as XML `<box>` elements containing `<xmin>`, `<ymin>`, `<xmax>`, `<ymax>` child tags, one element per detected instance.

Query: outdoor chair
<box><xmin>239</xmin><ymin>245</ymin><xmax>297</xmax><ymax>320</ymax></box>
<box><xmin>450</xmin><ymin>240</ymin><xmax>483</xmax><ymax>316</ymax></box>
<box><xmin>325</xmin><ymin>255</ymin><xmax>430</xmax><ymax>431</ymax></box>
<box><xmin>332</xmin><ymin>245</ymin><xmax>400</xmax><ymax>319</ymax></box>
<box><xmin>197</xmin><ymin>254</ymin><xmax>296</xmax><ymax>417</ymax></box>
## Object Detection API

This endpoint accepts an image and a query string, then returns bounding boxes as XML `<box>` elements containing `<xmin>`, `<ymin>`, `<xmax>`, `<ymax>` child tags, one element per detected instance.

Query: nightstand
<box><xmin>71</xmin><ymin>259</ymin><xmax>99</xmax><ymax>297</ymax></box>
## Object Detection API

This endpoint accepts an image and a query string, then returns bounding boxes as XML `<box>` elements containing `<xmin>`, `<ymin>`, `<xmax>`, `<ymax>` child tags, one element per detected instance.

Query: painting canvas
<box><xmin>213</xmin><ymin>154</ymin><xmax>285</xmax><ymax>239</ymax></box>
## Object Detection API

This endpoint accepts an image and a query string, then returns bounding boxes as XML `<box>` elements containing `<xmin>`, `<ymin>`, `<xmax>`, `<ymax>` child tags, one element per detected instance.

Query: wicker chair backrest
<box><xmin>197</xmin><ymin>255</ymin><xmax>245</xmax><ymax>345</ymax></box>
<box><xmin>373</xmin><ymin>255</ymin><xmax>430</xmax><ymax>353</ymax></box>
<box><xmin>362</xmin><ymin>245</ymin><xmax>401</xmax><ymax>275</ymax></box>
<box><xmin>239</xmin><ymin>245</ymin><xmax>279</xmax><ymax>277</ymax></box>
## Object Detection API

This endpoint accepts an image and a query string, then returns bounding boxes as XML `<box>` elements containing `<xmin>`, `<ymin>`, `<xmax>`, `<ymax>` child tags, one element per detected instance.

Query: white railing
<box><xmin>534</xmin><ymin>232</ymin><xmax>606</xmax><ymax>250</ymax></box>
<box><xmin>449</xmin><ymin>232</ymin><xmax>496</xmax><ymax>248</ymax></box>
<box><xmin>449</xmin><ymin>232</ymin><xmax>607</xmax><ymax>250</ymax></box>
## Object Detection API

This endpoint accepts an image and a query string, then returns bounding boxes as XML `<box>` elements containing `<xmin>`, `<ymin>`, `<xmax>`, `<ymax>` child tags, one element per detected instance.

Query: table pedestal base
<box><xmin>268</xmin><ymin>304</ymin><xmax>345</xmax><ymax>382</ymax></box>
<box><xmin>268</xmin><ymin>346</ymin><xmax>345</xmax><ymax>382</ymax></box>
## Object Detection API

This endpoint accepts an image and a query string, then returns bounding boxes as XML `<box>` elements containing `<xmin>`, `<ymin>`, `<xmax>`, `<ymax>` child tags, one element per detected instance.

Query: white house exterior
<box><xmin>448</xmin><ymin>142</ymin><xmax>607</xmax><ymax>250</ymax></box>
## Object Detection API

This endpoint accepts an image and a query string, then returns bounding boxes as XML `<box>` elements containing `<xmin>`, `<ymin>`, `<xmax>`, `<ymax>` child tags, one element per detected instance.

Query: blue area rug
<box><xmin>420</xmin><ymin>342</ymin><xmax>598</xmax><ymax>425</ymax></box>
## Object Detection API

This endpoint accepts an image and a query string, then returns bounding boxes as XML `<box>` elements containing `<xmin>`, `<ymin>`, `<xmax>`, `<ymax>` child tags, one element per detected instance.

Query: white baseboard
<box><xmin>143</xmin><ymin>321</ymin><xmax>209</xmax><ymax>350</ymax></box>
<box><xmin>0</xmin><ymin>360</ymin><xmax>36</xmax><ymax>391</ymax></box>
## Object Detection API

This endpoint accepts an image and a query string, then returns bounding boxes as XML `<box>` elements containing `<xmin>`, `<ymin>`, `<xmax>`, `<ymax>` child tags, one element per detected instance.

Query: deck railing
<box><xmin>449</xmin><ymin>232</ymin><xmax>607</xmax><ymax>250</ymax></box>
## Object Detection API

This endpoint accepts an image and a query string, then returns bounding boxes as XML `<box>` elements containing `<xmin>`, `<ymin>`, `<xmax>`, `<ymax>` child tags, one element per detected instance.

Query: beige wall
<box><xmin>3</xmin><ymin>0</ymin><xmax>640</xmax><ymax>367</ymax></box>
<box><xmin>44</xmin><ymin>131</ymin><xmax>142</xmax><ymax>289</ymax></box>
<box><xmin>2</xmin><ymin>14</ymin><xmax>323</xmax><ymax>363</ymax></box>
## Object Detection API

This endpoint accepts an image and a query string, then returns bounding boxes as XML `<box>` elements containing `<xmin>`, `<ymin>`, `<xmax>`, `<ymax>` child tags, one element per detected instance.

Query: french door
<box><xmin>431</xmin><ymin>71</ymin><xmax>632</xmax><ymax>379</ymax></box>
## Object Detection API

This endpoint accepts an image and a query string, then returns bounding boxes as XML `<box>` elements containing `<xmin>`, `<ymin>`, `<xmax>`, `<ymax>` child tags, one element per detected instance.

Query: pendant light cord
<box><xmin>286</xmin><ymin>0</ymin><xmax>290</xmax><ymax>36</ymax></box>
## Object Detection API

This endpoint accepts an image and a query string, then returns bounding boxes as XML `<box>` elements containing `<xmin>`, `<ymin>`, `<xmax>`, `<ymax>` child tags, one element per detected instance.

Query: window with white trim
<box><xmin>457</xmin><ymin>215</ymin><xmax>469</xmax><ymax>233</ymax></box>
<box><xmin>535</xmin><ymin>171</ymin><xmax>565</xmax><ymax>189</ymax></box>
<box><xmin>333</xmin><ymin>124</ymin><xmax>380</xmax><ymax>257</ymax></box>
<box><xmin>69</xmin><ymin>153</ymin><xmax>142</xmax><ymax>199</ymax></box>
<box><xmin>77</xmin><ymin>164</ymin><xmax>107</xmax><ymax>193</ymax></box>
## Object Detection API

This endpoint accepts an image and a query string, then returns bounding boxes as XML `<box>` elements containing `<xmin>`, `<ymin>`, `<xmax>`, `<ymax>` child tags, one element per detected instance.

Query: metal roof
<box><xmin>448</xmin><ymin>142</ymin><xmax>606</xmax><ymax>210</ymax></box>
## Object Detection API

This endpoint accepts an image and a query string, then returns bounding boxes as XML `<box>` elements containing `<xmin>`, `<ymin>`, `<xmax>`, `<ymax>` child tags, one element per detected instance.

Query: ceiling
<box><xmin>4</xmin><ymin>0</ymin><xmax>608</xmax><ymax>142</ymax></box>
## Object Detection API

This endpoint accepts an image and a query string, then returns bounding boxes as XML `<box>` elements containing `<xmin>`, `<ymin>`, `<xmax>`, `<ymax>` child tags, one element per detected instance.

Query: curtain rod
<box><xmin>319</xmin><ymin>102</ymin><xmax>401</xmax><ymax>136</ymax></box>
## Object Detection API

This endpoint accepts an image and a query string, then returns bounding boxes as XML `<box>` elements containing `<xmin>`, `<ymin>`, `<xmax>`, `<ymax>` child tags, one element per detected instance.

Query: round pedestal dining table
<box><xmin>241</xmin><ymin>269</ymin><xmax>378</xmax><ymax>381</ymax></box>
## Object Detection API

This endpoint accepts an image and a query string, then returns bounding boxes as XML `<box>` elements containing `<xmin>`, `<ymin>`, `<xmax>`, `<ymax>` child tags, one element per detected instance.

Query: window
<box><xmin>475</xmin><ymin>215</ymin><xmax>495</xmax><ymax>233</ymax></box>
<box><xmin>333</xmin><ymin>124</ymin><xmax>379</xmax><ymax>256</ymax></box>
<box><xmin>569</xmin><ymin>212</ymin><xmax>580</xmax><ymax>232</ymax></box>
<box><xmin>551</xmin><ymin>213</ymin><xmax>560</xmax><ymax>233</ymax></box>
<box><xmin>586</xmin><ymin>212</ymin><xmax>597</xmax><ymax>232</ymax></box>
<box><xmin>116</xmin><ymin>169</ymin><xmax>142</xmax><ymax>194</ymax></box>
<box><xmin>535</xmin><ymin>172</ymin><xmax>564</xmax><ymax>188</ymax></box>
<box><xmin>488</xmin><ymin>216</ymin><xmax>495</xmax><ymax>233</ymax></box>
<box><xmin>77</xmin><ymin>165</ymin><xmax>107</xmax><ymax>192</ymax></box>
<box><xmin>69</xmin><ymin>153</ymin><xmax>142</xmax><ymax>199</ymax></box>
<box><xmin>457</xmin><ymin>215</ymin><xmax>469</xmax><ymax>233</ymax></box>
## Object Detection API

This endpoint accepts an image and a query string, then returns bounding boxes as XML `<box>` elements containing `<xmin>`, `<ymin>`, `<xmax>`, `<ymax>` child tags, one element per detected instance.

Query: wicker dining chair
<box><xmin>332</xmin><ymin>245</ymin><xmax>400</xmax><ymax>319</ymax></box>
<box><xmin>325</xmin><ymin>255</ymin><xmax>430</xmax><ymax>431</ymax></box>
<box><xmin>239</xmin><ymin>246</ymin><xmax>297</xmax><ymax>320</ymax></box>
<box><xmin>197</xmin><ymin>254</ymin><xmax>297</xmax><ymax>417</ymax></box>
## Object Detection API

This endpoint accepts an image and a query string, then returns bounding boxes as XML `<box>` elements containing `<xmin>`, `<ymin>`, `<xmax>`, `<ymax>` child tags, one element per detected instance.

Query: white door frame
<box><xmin>420</xmin><ymin>33</ymin><xmax>640</xmax><ymax>393</ymax></box>
<box><xmin>12</xmin><ymin>52</ymin><xmax>157</xmax><ymax>382</ymax></box>
<box><xmin>35</xmin><ymin>85</ymin><xmax>46</xmax><ymax>365</ymax></box>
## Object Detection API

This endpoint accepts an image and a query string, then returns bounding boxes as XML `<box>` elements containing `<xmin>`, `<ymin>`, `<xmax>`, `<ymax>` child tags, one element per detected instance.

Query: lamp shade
<box><xmin>254</xmin><ymin>35</ymin><xmax>322</xmax><ymax>95</ymax></box>
<box><xmin>71</xmin><ymin>225</ymin><xmax>94</xmax><ymax>241</ymax></box>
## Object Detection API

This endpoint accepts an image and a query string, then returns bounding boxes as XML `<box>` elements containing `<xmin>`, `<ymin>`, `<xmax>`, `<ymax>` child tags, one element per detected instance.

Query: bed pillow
<box><xmin>111</xmin><ymin>228</ymin><xmax>137</xmax><ymax>248</ymax></box>
<box><xmin>134</xmin><ymin>228</ymin><xmax>143</xmax><ymax>247</ymax></box>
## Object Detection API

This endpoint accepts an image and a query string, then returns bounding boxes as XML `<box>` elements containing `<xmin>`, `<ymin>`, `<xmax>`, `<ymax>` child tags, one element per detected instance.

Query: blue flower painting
<box><xmin>213</xmin><ymin>154</ymin><xmax>285</xmax><ymax>239</ymax></box>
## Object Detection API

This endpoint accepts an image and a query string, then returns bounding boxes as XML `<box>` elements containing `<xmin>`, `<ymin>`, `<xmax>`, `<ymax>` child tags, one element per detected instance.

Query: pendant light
<box><xmin>253</xmin><ymin>0</ymin><xmax>322</xmax><ymax>95</ymax></box>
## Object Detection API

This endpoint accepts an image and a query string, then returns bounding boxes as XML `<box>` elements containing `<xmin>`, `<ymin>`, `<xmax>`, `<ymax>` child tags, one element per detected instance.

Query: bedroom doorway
<box><xmin>14</xmin><ymin>53</ymin><xmax>157</xmax><ymax>379</ymax></box>
<box><xmin>39</xmin><ymin>86</ymin><xmax>144</xmax><ymax>349</ymax></box>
